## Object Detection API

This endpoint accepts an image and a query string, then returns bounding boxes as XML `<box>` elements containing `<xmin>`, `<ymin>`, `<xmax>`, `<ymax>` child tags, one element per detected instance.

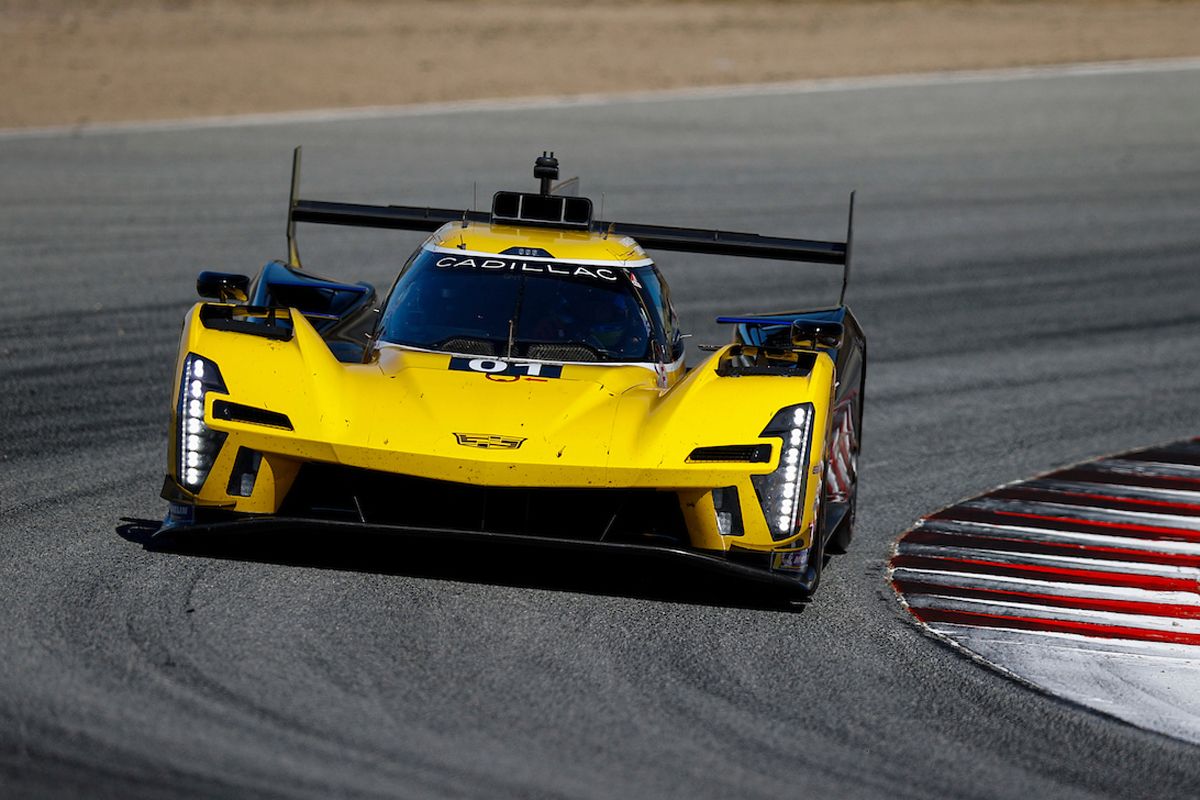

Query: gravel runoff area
<box><xmin>3</xmin><ymin>0</ymin><xmax>1200</xmax><ymax>128</ymax></box>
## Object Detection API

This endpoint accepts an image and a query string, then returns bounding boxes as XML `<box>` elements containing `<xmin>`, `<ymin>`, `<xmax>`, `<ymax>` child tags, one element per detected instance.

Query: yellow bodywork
<box><xmin>168</xmin><ymin>222</ymin><xmax>836</xmax><ymax>556</ymax></box>
<box><xmin>430</xmin><ymin>220</ymin><xmax>651</xmax><ymax>265</ymax></box>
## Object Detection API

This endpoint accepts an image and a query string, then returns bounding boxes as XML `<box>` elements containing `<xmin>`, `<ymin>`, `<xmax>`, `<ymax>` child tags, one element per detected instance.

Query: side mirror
<box><xmin>671</xmin><ymin>334</ymin><xmax>687</xmax><ymax>362</ymax></box>
<box><xmin>197</xmin><ymin>271</ymin><xmax>250</xmax><ymax>303</ymax></box>
<box><xmin>791</xmin><ymin>321</ymin><xmax>843</xmax><ymax>350</ymax></box>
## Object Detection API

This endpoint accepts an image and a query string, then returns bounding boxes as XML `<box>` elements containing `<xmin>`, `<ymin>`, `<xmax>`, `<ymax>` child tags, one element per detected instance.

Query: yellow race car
<box><xmin>160</xmin><ymin>151</ymin><xmax>865</xmax><ymax>599</ymax></box>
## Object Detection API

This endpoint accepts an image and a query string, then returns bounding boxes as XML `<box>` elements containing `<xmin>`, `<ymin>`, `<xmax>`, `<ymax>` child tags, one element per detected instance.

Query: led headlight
<box><xmin>751</xmin><ymin>403</ymin><xmax>814</xmax><ymax>541</ymax></box>
<box><xmin>175</xmin><ymin>353</ymin><xmax>227</xmax><ymax>491</ymax></box>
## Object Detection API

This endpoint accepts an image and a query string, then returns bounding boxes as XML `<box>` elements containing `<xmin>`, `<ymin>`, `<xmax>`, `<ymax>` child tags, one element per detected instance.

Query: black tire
<box><xmin>798</xmin><ymin>491</ymin><xmax>827</xmax><ymax>599</ymax></box>
<box><xmin>826</xmin><ymin>491</ymin><xmax>856</xmax><ymax>555</ymax></box>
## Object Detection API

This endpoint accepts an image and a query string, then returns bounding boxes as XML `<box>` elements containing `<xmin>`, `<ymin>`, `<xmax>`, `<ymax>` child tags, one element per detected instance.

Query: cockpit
<box><xmin>376</xmin><ymin>247</ymin><xmax>680</xmax><ymax>364</ymax></box>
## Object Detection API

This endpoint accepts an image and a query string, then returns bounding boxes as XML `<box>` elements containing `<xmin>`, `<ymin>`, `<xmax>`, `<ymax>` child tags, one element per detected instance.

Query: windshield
<box><xmin>377</xmin><ymin>249</ymin><xmax>662</xmax><ymax>362</ymax></box>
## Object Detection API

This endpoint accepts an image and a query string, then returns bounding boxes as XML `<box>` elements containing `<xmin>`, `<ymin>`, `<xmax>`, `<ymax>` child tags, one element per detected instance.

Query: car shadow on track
<box><xmin>116</xmin><ymin>519</ymin><xmax>808</xmax><ymax>612</ymax></box>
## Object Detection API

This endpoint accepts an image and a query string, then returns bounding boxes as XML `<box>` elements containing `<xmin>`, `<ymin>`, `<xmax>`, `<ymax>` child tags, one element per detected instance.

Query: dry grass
<box><xmin>3</xmin><ymin>1</ymin><xmax>1199</xmax><ymax>127</ymax></box>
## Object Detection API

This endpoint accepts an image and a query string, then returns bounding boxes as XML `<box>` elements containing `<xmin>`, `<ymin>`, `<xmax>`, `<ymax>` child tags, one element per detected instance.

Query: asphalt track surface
<box><xmin>2</xmin><ymin>67</ymin><xmax>1200</xmax><ymax>799</ymax></box>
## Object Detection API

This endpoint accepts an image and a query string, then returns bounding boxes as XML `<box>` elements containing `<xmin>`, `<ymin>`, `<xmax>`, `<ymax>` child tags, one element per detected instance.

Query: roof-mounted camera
<box><xmin>534</xmin><ymin>151</ymin><xmax>559</xmax><ymax>196</ymax></box>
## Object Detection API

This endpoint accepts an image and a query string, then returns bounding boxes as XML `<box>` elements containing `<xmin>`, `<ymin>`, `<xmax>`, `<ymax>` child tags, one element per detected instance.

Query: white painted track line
<box><xmin>1022</xmin><ymin>479</ymin><xmax>1200</xmax><ymax>504</ymax></box>
<box><xmin>896</xmin><ymin>542</ymin><xmax>1200</xmax><ymax>578</ymax></box>
<box><xmin>918</xmin><ymin>518</ymin><xmax>1200</xmax><ymax>555</ymax></box>
<box><xmin>4</xmin><ymin>57</ymin><xmax>1200</xmax><ymax>140</ymax></box>
<box><xmin>891</xmin><ymin>566</ymin><xmax>1200</xmax><ymax>605</ymax></box>
<box><xmin>961</xmin><ymin>496</ymin><xmax>1200</xmax><ymax>531</ymax></box>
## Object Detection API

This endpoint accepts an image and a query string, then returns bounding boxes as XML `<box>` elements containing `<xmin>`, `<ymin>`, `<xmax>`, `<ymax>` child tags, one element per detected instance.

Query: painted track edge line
<box><xmin>5</xmin><ymin>56</ymin><xmax>1200</xmax><ymax>140</ymax></box>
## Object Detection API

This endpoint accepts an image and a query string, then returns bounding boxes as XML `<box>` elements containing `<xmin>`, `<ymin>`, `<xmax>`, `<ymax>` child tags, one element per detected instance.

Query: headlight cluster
<box><xmin>177</xmin><ymin>353</ymin><xmax>227</xmax><ymax>491</ymax></box>
<box><xmin>751</xmin><ymin>403</ymin><xmax>814</xmax><ymax>541</ymax></box>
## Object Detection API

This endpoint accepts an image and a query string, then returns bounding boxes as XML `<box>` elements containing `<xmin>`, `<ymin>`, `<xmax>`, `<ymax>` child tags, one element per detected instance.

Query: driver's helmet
<box><xmin>588</xmin><ymin>293</ymin><xmax>638</xmax><ymax>352</ymax></box>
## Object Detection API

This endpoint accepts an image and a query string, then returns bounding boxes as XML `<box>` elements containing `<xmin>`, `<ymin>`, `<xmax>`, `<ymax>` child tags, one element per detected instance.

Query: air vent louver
<box><xmin>687</xmin><ymin>444</ymin><xmax>772</xmax><ymax>463</ymax></box>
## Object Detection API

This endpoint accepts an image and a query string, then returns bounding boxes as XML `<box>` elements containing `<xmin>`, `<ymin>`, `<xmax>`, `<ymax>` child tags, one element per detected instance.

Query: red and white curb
<box><xmin>890</xmin><ymin>438</ymin><xmax>1200</xmax><ymax>744</ymax></box>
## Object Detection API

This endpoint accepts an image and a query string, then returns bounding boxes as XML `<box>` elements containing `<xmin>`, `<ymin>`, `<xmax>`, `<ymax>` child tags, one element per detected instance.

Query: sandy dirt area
<box><xmin>2</xmin><ymin>0</ymin><xmax>1199</xmax><ymax>128</ymax></box>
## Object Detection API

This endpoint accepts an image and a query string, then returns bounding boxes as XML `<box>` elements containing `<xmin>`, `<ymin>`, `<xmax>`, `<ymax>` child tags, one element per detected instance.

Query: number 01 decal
<box><xmin>448</xmin><ymin>357</ymin><xmax>563</xmax><ymax>379</ymax></box>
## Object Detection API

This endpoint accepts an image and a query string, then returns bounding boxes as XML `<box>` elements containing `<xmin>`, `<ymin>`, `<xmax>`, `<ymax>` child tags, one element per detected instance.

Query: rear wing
<box><xmin>284</xmin><ymin>148</ymin><xmax>858</xmax><ymax>303</ymax></box>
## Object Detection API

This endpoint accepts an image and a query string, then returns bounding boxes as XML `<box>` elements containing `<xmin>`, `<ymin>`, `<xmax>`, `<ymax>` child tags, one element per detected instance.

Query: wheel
<box><xmin>799</xmin><ymin>489</ymin><xmax>827</xmax><ymax>598</ymax></box>
<box><xmin>826</xmin><ymin>491</ymin><xmax>856</xmax><ymax>554</ymax></box>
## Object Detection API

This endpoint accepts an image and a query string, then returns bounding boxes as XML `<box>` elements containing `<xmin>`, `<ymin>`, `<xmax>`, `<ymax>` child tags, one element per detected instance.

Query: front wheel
<box><xmin>826</xmin><ymin>491</ymin><xmax>856</xmax><ymax>555</ymax></box>
<box><xmin>799</xmin><ymin>491</ymin><xmax>827</xmax><ymax>598</ymax></box>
